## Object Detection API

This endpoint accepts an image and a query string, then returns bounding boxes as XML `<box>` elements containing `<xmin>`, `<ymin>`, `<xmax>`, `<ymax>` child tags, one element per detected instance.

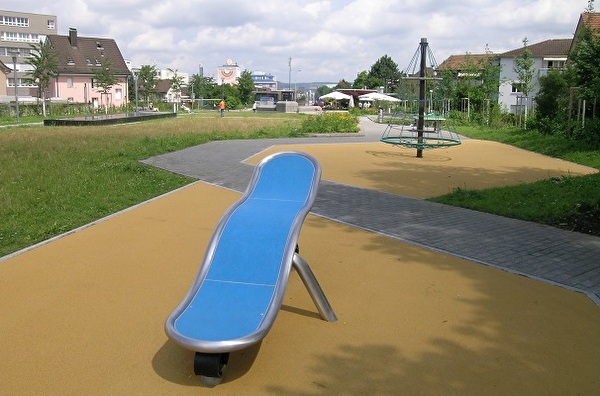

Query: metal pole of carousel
<box><xmin>416</xmin><ymin>38</ymin><xmax>427</xmax><ymax>158</ymax></box>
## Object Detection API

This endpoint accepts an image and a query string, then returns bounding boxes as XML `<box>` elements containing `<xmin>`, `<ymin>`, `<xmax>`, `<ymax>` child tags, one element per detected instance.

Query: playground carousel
<box><xmin>380</xmin><ymin>38</ymin><xmax>462</xmax><ymax>157</ymax></box>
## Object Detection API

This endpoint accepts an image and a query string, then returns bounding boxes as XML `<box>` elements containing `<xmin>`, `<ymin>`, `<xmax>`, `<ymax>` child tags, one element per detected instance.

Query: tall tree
<box><xmin>167</xmin><ymin>68</ymin><xmax>184</xmax><ymax>105</ymax></box>
<box><xmin>352</xmin><ymin>71</ymin><xmax>369</xmax><ymax>89</ymax></box>
<box><xmin>334</xmin><ymin>79</ymin><xmax>351</xmax><ymax>89</ymax></box>
<box><xmin>513</xmin><ymin>37</ymin><xmax>535</xmax><ymax>128</ymax></box>
<box><xmin>565</xmin><ymin>0</ymin><xmax>600</xmax><ymax>139</ymax></box>
<box><xmin>137</xmin><ymin>64</ymin><xmax>158</xmax><ymax>106</ymax></box>
<box><xmin>569</xmin><ymin>9</ymin><xmax>600</xmax><ymax>100</ymax></box>
<box><xmin>189</xmin><ymin>74</ymin><xmax>217</xmax><ymax>109</ymax></box>
<box><xmin>513</xmin><ymin>37</ymin><xmax>535</xmax><ymax>97</ymax></box>
<box><xmin>316</xmin><ymin>85</ymin><xmax>333</xmax><ymax>98</ymax></box>
<box><xmin>25</xmin><ymin>40</ymin><xmax>58</xmax><ymax>117</ymax></box>
<box><xmin>93</xmin><ymin>58</ymin><xmax>118</xmax><ymax>114</ymax></box>
<box><xmin>536</xmin><ymin>70</ymin><xmax>569</xmax><ymax>122</ymax></box>
<box><xmin>368</xmin><ymin>55</ymin><xmax>401</xmax><ymax>92</ymax></box>
<box><xmin>237</xmin><ymin>69</ymin><xmax>255</xmax><ymax>106</ymax></box>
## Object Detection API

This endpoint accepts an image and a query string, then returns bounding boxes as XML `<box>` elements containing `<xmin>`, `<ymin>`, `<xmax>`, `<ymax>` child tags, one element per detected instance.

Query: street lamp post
<box><xmin>11</xmin><ymin>50</ymin><xmax>20</xmax><ymax>123</ymax></box>
<box><xmin>199</xmin><ymin>63</ymin><xmax>203</xmax><ymax>110</ymax></box>
<box><xmin>288</xmin><ymin>57</ymin><xmax>292</xmax><ymax>91</ymax></box>
<box><xmin>429</xmin><ymin>89</ymin><xmax>433</xmax><ymax>113</ymax></box>
<box><xmin>294</xmin><ymin>69</ymin><xmax>301</xmax><ymax>101</ymax></box>
<box><xmin>132</xmin><ymin>68</ymin><xmax>140</xmax><ymax>116</ymax></box>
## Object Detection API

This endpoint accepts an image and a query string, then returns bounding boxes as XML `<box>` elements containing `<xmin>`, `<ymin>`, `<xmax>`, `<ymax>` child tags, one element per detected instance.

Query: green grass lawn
<box><xmin>0</xmin><ymin>112</ymin><xmax>304</xmax><ymax>256</ymax></box>
<box><xmin>430</xmin><ymin>125</ymin><xmax>600</xmax><ymax>236</ymax></box>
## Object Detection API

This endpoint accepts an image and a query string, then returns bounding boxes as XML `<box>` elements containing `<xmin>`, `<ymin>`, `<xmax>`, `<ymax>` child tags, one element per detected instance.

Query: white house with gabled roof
<box><xmin>498</xmin><ymin>38</ymin><xmax>571</xmax><ymax>114</ymax></box>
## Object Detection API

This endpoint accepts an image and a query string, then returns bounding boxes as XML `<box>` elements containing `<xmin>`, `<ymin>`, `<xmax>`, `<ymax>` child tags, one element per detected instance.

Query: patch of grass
<box><xmin>0</xmin><ymin>113</ymin><xmax>301</xmax><ymax>256</ymax></box>
<box><xmin>456</xmin><ymin>125</ymin><xmax>600</xmax><ymax>167</ymax></box>
<box><xmin>432</xmin><ymin>125</ymin><xmax>600</xmax><ymax>236</ymax></box>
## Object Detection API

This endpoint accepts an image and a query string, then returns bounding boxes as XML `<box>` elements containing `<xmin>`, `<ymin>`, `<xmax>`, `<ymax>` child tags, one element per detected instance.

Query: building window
<box><xmin>67</xmin><ymin>77</ymin><xmax>73</xmax><ymax>88</ymax></box>
<box><xmin>47</xmin><ymin>20</ymin><xmax>55</xmax><ymax>30</ymax></box>
<box><xmin>511</xmin><ymin>83</ymin><xmax>524</xmax><ymax>93</ymax></box>
<box><xmin>1</xmin><ymin>31</ymin><xmax>40</xmax><ymax>43</ymax></box>
<box><xmin>115</xmin><ymin>89</ymin><xmax>122</xmax><ymax>100</ymax></box>
<box><xmin>547</xmin><ymin>60</ymin><xmax>565</xmax><ymax>69</ymax></box>
<box><xmin>1</xmin><ymin>16</ymin><xmax>29</xmax><ymax>27</ymax></box>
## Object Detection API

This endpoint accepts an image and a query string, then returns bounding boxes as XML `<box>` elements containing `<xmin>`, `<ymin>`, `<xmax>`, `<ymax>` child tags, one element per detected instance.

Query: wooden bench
<box><xmin>165</xmin><ymin>151</ymin><xmax>336</xmax><ymax>385</ymax></box>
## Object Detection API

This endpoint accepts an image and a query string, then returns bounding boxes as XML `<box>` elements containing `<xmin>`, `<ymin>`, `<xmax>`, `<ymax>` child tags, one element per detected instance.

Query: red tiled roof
<box><xmin>501</xmin><ymin>38</ymin><xmax>572</xmax><ymax>57</ymax></box>
<box><xmin>570</xmin><ymin>12</ymin><xmax>600</xmax><ymax>51</ymax></box>
<box><xmin>438</xmin><ymin>53</ymin><xmax>497</xmax><ymax>70</ymax></box>
<box><xmin>577</xmin><ymin>12</ymin><xmax>600</xmax><ymax>32</ymax></box>
<box><xmin>47</xmin><ymin>29</ymin><xmax>130</xmax><ymax>76</ymax></box>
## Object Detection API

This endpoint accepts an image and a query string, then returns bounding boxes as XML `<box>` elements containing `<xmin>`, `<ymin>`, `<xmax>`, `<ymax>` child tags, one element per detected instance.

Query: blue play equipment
<box><xmin>165</xmin><ymin>151</ymin><xmax>337</xmax><ymax>386</ymax></box>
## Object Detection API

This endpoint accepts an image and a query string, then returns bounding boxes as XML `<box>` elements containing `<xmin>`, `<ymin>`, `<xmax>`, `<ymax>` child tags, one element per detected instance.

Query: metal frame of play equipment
<box><xmin>380</xmin><ymin>38</ymin><xmax>461</xmax><ymax>157</ymax></box>
<box><xmin>165</xmin><ymin>151</ymin><xmax>336</xmax><ymax>386</ymax></box>
<box><xmin>380</xmin><ymin>112</ymin><xmax>462</xmax><ymax>150</ymax></box>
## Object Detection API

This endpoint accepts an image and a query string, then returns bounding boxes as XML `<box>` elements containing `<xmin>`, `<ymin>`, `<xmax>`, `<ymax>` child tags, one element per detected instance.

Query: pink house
<box><xmin>45</xmin><ymin>28</ymin><xmax>130</xmax><ymax>108</ymax></box>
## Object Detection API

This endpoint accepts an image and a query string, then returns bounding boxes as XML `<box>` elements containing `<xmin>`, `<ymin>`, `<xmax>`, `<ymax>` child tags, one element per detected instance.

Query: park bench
<box><xmin>165</xmin><ymin>151</ymin><xmax>337</xmax><ymax>386</ymax></box>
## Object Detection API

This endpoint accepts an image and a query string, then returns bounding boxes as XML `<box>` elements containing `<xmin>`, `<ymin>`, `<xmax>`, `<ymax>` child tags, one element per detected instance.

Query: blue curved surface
<box><xmin>166</xmin><ymin>151</ymin><xmax>320</xmax><ymax>351</ymax></box>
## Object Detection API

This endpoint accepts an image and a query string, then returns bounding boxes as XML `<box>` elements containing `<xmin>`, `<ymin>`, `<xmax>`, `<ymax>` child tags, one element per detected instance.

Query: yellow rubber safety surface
<box><xmin>1</xmin><ymin>140</ymin><xmax>599</xmax><ymax>395</ymax></box>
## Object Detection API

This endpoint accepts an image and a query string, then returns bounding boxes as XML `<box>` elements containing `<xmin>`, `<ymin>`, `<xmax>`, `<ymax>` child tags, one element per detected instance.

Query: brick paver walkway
<box><xmin>142</xmin><ymin>117</ymin><xmax>600</xmax><ymax>306</ymax></box>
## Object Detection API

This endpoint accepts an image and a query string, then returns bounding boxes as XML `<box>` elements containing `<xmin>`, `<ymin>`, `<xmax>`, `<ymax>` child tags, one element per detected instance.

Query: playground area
<box><xmin>1</xmin><ymin>133</ymin><xmax>599</xmax><ymax>394</ymax></box>
<box><xmin>248</xmin><ymin>140</ymin><xmax>597</xmax><ymax>199</ymax></box>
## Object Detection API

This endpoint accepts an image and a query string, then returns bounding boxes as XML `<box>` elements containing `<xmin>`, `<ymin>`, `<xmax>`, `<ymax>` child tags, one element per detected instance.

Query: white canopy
<box><xmin>358</xmin><ymin>92</ymin><xmax>400</xmax><ymax>102</ymax></box>
<box><xmin>319</xmin><ymin>91</ymin><xmax>355</xmax><ymax>107</ymax></box>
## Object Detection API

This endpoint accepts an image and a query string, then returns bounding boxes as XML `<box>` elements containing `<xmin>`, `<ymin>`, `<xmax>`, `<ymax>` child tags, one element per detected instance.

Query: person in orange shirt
<box><xmin>219</xmin><ymin>99</ymin><xmax>225</xmax><ymax>117</ymax></box>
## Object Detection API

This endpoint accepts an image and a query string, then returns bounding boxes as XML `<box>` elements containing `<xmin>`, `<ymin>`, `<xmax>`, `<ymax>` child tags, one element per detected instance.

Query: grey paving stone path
<box><xmin>142</xmin><ymin>117</ymin><xmax>600</xmax><ymax>307</ymax></box>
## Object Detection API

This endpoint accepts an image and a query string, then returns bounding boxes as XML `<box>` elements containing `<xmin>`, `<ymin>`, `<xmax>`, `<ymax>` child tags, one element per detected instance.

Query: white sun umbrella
<box><xmin>358</xmin><ymin>92</ymin><xmax>400</xmax><ymax>102</ymax></box>
<box><xmin>319</xmin><ymin>91</ymin><xmax>355</xmax><ymax>107</ymax></box>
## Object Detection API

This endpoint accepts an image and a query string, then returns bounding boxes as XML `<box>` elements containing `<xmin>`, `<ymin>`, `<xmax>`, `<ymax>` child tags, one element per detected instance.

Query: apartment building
<box><xmin>0</xmin><ymin>10</ymin><xmax>58</xmax><ymax>98</ymax></box>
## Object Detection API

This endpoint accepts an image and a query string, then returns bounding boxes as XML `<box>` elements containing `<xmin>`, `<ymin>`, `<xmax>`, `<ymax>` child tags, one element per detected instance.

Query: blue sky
<box><xmin>3</xmin><ymin>0</ymin><xmax>590</xmax><ymax>83</ymax></box>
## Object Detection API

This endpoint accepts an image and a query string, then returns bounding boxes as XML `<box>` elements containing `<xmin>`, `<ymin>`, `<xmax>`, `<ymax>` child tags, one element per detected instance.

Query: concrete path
<box><xmin>143</xmin><ymin>117</ymin><xmax>600</xmax><ymax>306</ymax></box>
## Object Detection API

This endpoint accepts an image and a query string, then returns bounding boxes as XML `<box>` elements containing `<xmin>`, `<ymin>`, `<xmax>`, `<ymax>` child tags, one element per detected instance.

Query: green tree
<box><xmin>25</xmin><ymin>40</ymin><xmax>58</xmax><ymax>117</ymax></box>
<box><xmin>352</xmin><ymin>70</ymin><xmax>381</xmax><ymax>89</ymax></box>
<box><xmin>368</xmin><ymin>55</ymin><xmax>401</xmax><ymax>92</ymax></box>
<box><xmin>352</xmin><ymin>71</ymin><xmax>369</xmax><ymax>89</ymax></box>
<box><xmin>316</xmin><ymin>85</ymin><xmax>333</xmax><ymax>98</ymax></box>
<box><xmin>188</xmin><ymin>74</ymin><xmax>217</xmax><ymax>109</ymax></box>
<box><xmin>334</xmin><ymin>79</ymin><xmax>351</xmax><ymax>89</ymax></box>
<box><xmin>237</xmin><ymin>70</ymin><xmax>255</xmax><ymax>106</ymax></box>
<box><xmin>565</xmin><ymin>1</ymin><xmax>600</xmax><ymax>141</ymax></box>
<box><xmin>536</xmin><ymin>70</ymin><xmax>569</xmax><ymax>120</ymax></box>
<box><xmin>167</xmin><ymin>68</ymin><xmax>184</xmax><ymax>104</ymax></box>
<box><xmin>513</xmin><ymin>37</ymin><xmax>535</xmax><ymax>128</ymax></box>
<box><xmin>569</xmin><ymin>21</ymin><xmax>600</xmax><ymax>100</ymax></box>
<box><xmin>137</xmin><ymin>65</ymin><xmax>158</xmax><ymax>106</ymax></box>
<box><xmin>513</xmin><ymin>37</ymin><xmax>535</xmax><ymax>97</ymax></box>
<box><xmin>93</xmin><ymin>58</ymin><xmax>118</xmax><ymax>114</ymax></box>
<box><xmin>533</xmin><ymin>70</ymin><xmax>570</xmax><ymax>135</ymax></box>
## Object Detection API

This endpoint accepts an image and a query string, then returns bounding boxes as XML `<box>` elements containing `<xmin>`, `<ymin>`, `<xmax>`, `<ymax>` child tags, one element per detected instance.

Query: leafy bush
<box><xmin>529</xmin><ymin>115</ymin><xmax>566</xmax><ymax>136</ymax></box>
<box><xmin>299</xmin><ymin>113</ymin><xmax>359</xmax><ymax>133</ymax></box>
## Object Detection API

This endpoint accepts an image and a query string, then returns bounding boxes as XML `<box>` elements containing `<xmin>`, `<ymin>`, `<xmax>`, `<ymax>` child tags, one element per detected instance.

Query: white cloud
<box><xmin>2</xmin><ymin>0</ymin><xmax>589</xmax><ymax>82</ymax></box>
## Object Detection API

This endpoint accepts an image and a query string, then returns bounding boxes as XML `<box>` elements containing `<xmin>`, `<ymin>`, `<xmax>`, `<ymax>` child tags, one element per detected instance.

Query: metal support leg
<box><xmin>292</xmin><ymin>253</ymin><xmax>337</xmax><ymax>322</ymax></box>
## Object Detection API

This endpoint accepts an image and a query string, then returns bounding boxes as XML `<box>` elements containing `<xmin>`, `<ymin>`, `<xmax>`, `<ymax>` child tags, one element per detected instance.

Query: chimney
<box><xmin>68</xmin><ymin>28</ymin><xmax>78</xmax><ymax>47</ymax></box>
